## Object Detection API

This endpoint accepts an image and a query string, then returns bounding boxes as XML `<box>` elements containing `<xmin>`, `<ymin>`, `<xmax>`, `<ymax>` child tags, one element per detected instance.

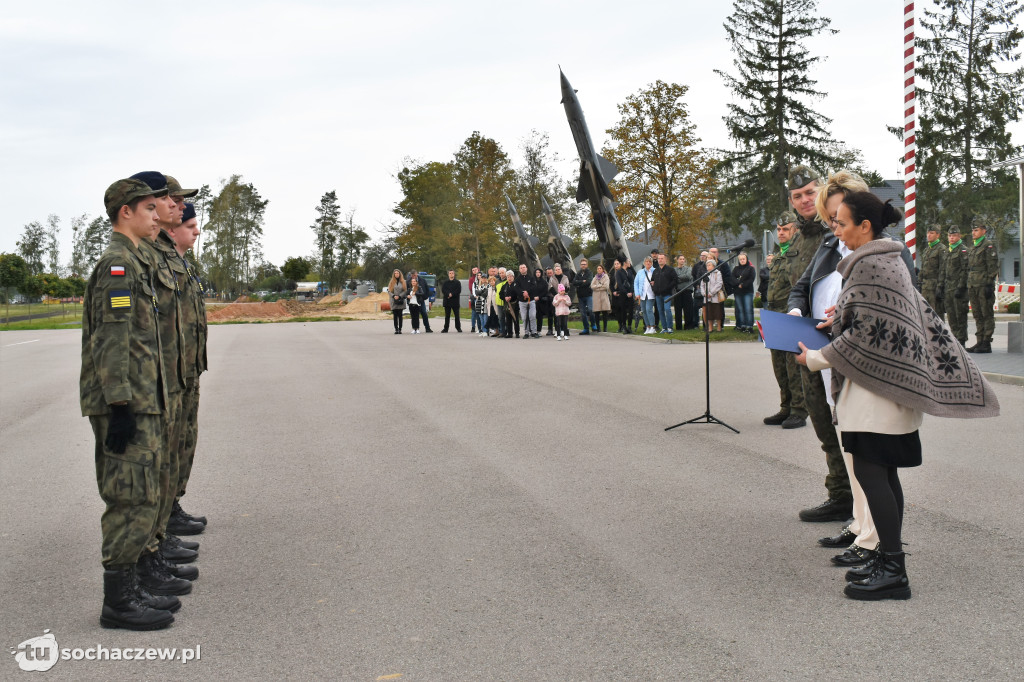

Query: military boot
<box><xmin>966</xmin><ymin>338</ymin><xmax>982</xmax><ymax>352</ymax></box>
<box><xmin>844</xmin><ymin>551</ymin><xmax>911</xmax><ymax>600</ymax></box>
<box><xmin>159</xmin><ymin>535</ymin><xmax>198</xmax><ymax>564</ymax></box>
<box><xmin>174</xmin><ymin>501</ymin><xmax>207</xmax><ymax>526</ymax></box>
<box><xmin>799</xmin><ymin>497</ymin><xmax>853</xmax><ymax>522</ymax></box>
<box><xmin>976</xmin><ymin>341</ymin><xmax>992</xmax><ymax>353</ymax></box>
<box><xmin>763</xmin><ymin>410</ymin><xmax>789</xmax><ymax>426</ymax></box>
<box><xmin>158</xmin><ymin>546</ymin><xmax>199</xmax><ymax>581</ymax></box>
<box><xmin>165</xmin><ymin>533</ymin><xmax>199</xmax><ymax>552</ymax></box>
<box><xmin>781</xmin><ymin>414</ymin><xmax>807</xmax><ymax>429</ymax></box>
<box><xmin>129</xmin><ymin>566</ymin><xmax>181</xmax><ymax>613</ymax></box>
<box><xmin>167</xmin><ymin>502</ymin><xmax>205</xmax><ymax>535</ymax></box>
<box><xmin>137</xmin><ymin>551</ymin><xmax>193</xmax><ymax>596</ymax></box>
<box><xmin>100</xmin><ymin>566</ymin><xmax>175</xmax><ymax>630</ymax></box>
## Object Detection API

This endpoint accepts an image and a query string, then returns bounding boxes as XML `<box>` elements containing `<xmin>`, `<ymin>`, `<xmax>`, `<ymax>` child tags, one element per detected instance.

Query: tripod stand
<box><xmin>665</xmin><ymin>249</ymin><xmax>745</xmax><ymax>434</ymax></box>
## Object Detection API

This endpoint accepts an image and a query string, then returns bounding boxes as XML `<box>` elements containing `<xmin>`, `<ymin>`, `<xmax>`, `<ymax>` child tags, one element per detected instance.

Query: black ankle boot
<box><xmin>137</xmin><ymin>551</ymin><xmax>193</xmax><ymax>596</ymax></box>
<box><xmin>158</xmin><ymin>546</ymin><xmax>199</xmax><ymax>580</ymax></box>
<box><xmin>129</xmin><ymin>566</ymin><xmax>181</xmax><ymax>613</ymax></box>
<box><xmin>159</xmin><ymin>535</ymin><xmax>199</xmax><ymax>564</ymax></box>
<box><xmin>100</xmin><ymin>566</ymin><xmax>175</xmax><ymax>630</ymax></box>
<box><xmin>175</xmin><ymin>501</ymin><xmax>207</xmax><ymax>526</ymax></box>
<box><xmin>844</xmin><ymin>551</ymin><xmax>881</xmax><ymax>581</ymax></box>
<box><xmin>168</xmin><ymin>502</ymin><xmax>205</xmax><ymax>535</ymax></box>
<box><xmin>844</xmin><ymin>551</ymin><xmax>911</xmax><ymax>600</ymax></box>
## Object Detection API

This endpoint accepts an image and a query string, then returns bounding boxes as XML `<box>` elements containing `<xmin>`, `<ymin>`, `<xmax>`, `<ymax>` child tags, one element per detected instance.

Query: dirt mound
<box><xmin>208</xmin><ymin>302</ymin><xmax>291</xmax><ymax>321</ymax></box>
<box><xmin>344</xmin><ymin>292</ymin><xmax>387</xmax><ymax>313</ymax></box>
<box><xmin>319</xmin><ymin>292</ymin><xmax>345</xmax><ymax>304</ymax></box>
<box><xmin>234</xmin><ymin>295</ymin><xmax>254</xmax><ymax>303</ymax></box>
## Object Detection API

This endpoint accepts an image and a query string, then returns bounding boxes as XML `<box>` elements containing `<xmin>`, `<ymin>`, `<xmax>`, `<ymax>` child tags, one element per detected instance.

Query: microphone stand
<box><xmin>665</xmin><ymin>249</ymin><xmax>745</xmax><ymax>434</ymax></box>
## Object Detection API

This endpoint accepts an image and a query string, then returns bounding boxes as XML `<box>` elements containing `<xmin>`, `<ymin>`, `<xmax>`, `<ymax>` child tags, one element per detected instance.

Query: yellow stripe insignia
<box><xmin>109</xmin><ymin>289</ymin><xmax>132</xmax><ymax>309</ymax></box>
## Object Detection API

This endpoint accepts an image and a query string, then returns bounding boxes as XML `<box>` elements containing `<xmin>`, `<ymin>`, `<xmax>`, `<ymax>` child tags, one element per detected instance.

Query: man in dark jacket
<box><xmin>512</xmin><ymin>264</ymin><xmax>540</xmax><ymax>338</ymax></box>
<box><xmin>651</xmin><ymin>253</ymin><xmax>679</xmax><ymax>333</ymax></box>
<box><xmin>440</xmin><ymin>270</ymin><xmax>462</xmax><ymax>332</ymax></box>
<box><xmin>575</xmin><ymin>258</ymin><xmax>595</xmax><ymax>334</ymax></box>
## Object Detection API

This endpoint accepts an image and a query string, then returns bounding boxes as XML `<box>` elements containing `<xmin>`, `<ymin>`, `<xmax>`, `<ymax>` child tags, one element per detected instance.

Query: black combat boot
<box><xmin>781</xmin><ymin>414</ymin><xmax>807</xmax><ymax>429</ymax></box>
<box><xmin>159</xmin><ymin>535</ymin><xmax>199</xmax><ymax>564</ymax></box>
<box><xmin>799</xmin><ymin>497</ymin><xmax>853</xmax><ymax>522</ymax></box>
<box><xmin>129</xmin><ymin>566</ymin><xmax>181</xmax><ymax>613</ymax></box>
<box><xmin>763</xmin><ymin>410</ymin><xmax>790</xmax><ymax>426</ymax></box>
<box><xmin>976</xmin><ymin>340</ymin><xmax>992</xmax><ymax>353</ymax></box>
<box><xmin>100</xmin><ymin>566</ymin><xmax>175</xmax><ymax>630</ymax></box>
<box><xmin>844</xmin><ymin>551</ymin><xmax>911</xmax><ymax>600</ymax></box>
<box><xmin>167</xmin><ymin>502</ymin><xmax>205</xmax><ymax>535</ymax></box>
<box><xmin>844</xmin><ymin>552</ymin><xmax>882</xmax><ymax>582</ymax></box>
<box><xmin>137</xmin><ymin>551</ymin><xmax>193</xmax><ymax>596</ymax></box>
<box><xmin>165</xmin><ymin>533</ymin><xmax>199</xmax><ymax>552</ymax></box>
<box><xmin>175</xmin><ymin>501</ymin><xmax>207</xmax><ymax>526</ymax></box>
<box><xmin>157</xmin><ymin>546</ymin><xmax>199</xmax><ymax>580</ymax></box>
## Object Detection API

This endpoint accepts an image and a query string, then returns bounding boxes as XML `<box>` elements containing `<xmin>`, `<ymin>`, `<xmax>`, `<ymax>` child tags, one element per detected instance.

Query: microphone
<box><xmin>725</xmin><ymin>238</ymin><xmax>756</xmax><ymax>252</ymax></box>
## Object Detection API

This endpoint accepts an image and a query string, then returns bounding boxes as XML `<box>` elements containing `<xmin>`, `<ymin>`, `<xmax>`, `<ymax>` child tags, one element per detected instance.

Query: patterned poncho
<box><xmin>820</xmin><ymin>239</ymin><xmax>1000</xmax><ymax>419</ymax></box>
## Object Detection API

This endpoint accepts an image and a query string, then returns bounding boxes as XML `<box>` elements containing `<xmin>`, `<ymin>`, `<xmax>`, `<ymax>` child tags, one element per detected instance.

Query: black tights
<box><xmin>596</xmin><ymin>311</ymin><xmax>610</xmax><ymax>330</ymax></box>
<box><xmin>392</xmin><ymin>310</ymin><xmax>403</xmax><ymax>331</ymax></box>
<box><xmin>853</xmin><ymin>457</ymin><xmax>904</xmax><ymax>553</ymax></box>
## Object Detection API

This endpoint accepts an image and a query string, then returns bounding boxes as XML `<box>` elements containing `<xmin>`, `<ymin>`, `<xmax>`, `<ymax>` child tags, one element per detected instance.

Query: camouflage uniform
<box><xmin>968</xmin><ymin>234</ymin><xmax>999</xmax><ymax>346</ymax></box>
<box><xmin>918</xmin><ymin>237</ymin><xmax>947</xmax><ymax>321</ymax></box>
<box><xmin>139</xmin><ymin>231</ymin><xmax>186</xmax><ymax>552</ymax></box>
<box><xmin>175</xmin><ymin>252</ymin><xmax>208</xmax><ymax>499</ymax></box>
<box><xmin>81</xmin><ymin>232</ymin><xmax>168</xmax><ymax>568</ymax></box>
<box><xmin>943</xmin><ymin>237</ymin><xmax>970</xmax><ymax>345</ymax></box>
<box><xmin>766</xmin><ymin>241</ymin><xmax>806</xmax><ymax>419</ymax></box>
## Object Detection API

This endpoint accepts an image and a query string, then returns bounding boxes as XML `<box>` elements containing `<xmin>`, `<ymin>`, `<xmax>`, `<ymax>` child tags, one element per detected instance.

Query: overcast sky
<box><xmin>2</xmin><ymin>0</ymin><xmax>1018</xmax><ymax>267</ymax></box>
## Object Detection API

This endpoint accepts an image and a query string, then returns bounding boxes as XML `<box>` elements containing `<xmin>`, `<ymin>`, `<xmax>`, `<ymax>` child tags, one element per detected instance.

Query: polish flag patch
<box><xmin>110</xmin><ymin>265</ymin><xmax>125</xmax><ymax>276</ymax></box>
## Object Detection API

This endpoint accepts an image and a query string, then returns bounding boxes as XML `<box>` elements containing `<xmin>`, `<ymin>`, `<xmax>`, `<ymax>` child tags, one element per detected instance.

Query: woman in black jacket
<box><xmin>610</xmin><ymin>259</ymin><xmax>633</xmax><ymax>333</ymax></box>
<box><xmin>732</xmin><ymin>252</ymin><xmax>757</xmax><ymax>332</ymax></box>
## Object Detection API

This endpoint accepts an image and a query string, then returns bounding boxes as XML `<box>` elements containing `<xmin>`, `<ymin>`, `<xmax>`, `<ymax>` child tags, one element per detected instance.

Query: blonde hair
<box><xmin>815</xmin><ymin>170</ymin><xmax>869</xmax><ymax>221</ymax></box>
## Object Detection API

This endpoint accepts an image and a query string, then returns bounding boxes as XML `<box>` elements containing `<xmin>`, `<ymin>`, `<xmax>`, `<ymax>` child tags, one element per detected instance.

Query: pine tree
<box><xmin>311</xmin><ymin>190</ymin><xmax>341</xmax><ymax>287</ymax></box>
<box><xmin>715</xmin><ymin>0</ymin><xmax>860</xmax><ymax>229</ymax></box>
<box><xmin>16</xmin><ymin>221</ymin><xmax>46</xmax><ymax>275</ymax></box>
<box><xmin>603</xmin><ymin>80</ymin><xmax>719</xmax><ymax>257</ymax></box>
<box><xmin>918</xmin><ymin>0</ymin><xmax>1023</xmax><ymax>234</ymax></box>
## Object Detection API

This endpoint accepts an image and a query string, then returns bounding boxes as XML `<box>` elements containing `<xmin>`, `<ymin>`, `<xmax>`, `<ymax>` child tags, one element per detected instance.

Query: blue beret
<box><xmin>181</xmin><ymin>203</ymin><xmax>196</xmax><ymax>222</ymax></box>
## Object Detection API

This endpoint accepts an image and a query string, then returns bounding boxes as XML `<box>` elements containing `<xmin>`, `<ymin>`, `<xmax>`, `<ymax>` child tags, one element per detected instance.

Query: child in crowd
<box><xmin>552</xmin><ymin>284</ymin><xmax>572</xmax><ymax>341</ymax></box>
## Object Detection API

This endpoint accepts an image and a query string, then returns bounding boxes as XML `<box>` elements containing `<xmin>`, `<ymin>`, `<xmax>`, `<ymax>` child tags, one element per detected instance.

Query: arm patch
<box><xmin>109</xmin><ymin>289</ymin><xmax>132</xmax><ymax>309</ymax></box>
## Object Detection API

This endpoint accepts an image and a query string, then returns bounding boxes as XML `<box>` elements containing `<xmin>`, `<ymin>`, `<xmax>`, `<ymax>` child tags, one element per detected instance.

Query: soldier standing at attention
<box><xmin>918</xmin><ymin>225</ymin><xmax>947</xmax><ymax>322</ymax></box>
<box><xmin>785</xmin><ymin>165</ymin><xmax>852</xmax><ymax>523</ymax></box>
<box><xmin>966</xmin><ymin>219</ymin><xmax>999</xmax><ymax>353</ymax></box>
<box><xmin>763</xmin><ymin>211</ymin><xmax>808</xmax><ymax>429</ymax></box>
<box><xmin>163</xmin><ymin>200</ymin><xmax>209</xmax><ymax>533</ymax></box>
<box><xmin>943</xmin><ymin>226</ymin><xmax>971</xmax><ymax>346</ymax></box>
<box><xmin>82</xmin><ymin>179</ymin><xmax>179</xmax><ymax>630</ymax></box>
<box><xmin>128</xmin><ymin>171</ymin><xmax>199</xmax><ymax>598</ymax></box>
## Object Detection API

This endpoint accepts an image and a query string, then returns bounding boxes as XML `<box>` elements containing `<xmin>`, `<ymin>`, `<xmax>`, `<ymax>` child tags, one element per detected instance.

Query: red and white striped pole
<box><xmin>904</xmin><ymin>2</ymin><xmax>917</xmax><ymax>259</ymax></box>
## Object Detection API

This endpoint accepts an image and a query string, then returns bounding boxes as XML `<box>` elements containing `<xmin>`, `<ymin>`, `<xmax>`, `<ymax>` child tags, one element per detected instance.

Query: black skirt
<box><xmin>842</xmin><ymin>431</ymin><xmax>922</xmax><ymax>468</ymax></box>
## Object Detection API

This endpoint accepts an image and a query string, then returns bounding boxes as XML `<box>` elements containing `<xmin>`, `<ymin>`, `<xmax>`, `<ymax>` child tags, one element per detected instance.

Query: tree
<box><xmin>45</xmin><ymin>214</ymin><xmax>62</xmax><ymax>275</ymax></box>
<box><xmin>311</xmin><ymin>190</ymin><xmax>340</xmax><ymax>286</ymax></box>
<box><xmin>16</xmin><ymin>221</ymin><xmax>46</xmax><ymax>275</ymax></box>
<box><xmin>67</xmin><ymin>213</ymin><xmax>94</xmax><ymax>278</ymax></box>
<box><xmin>202</xmin><ymin>175</ymin><xmax>268</xmax><ymax>293</ymax></box>
<box><xmin>190</xmin><ymin>184</ymin><xmax>213</xmax><ymax>256</ymax></box>
<box><xmin>918</xmin><ymin>0</ymin><xmax>1023</xmax><ymax>236</ymax></box>
<box><xmin>0</xmin><ymin>253</ymin><xmax>29</xmax><ymax>320</ymax></box>
<box><xmin>512</xmin><ymin>130</ymin><xmax>586</xmax><ymax>245</ymax></box>
<box><xmin>452</xmin><ymin>132</ymin><xmax>517</xmax><ymax>270</ymax></box>
<box><xmin>281</xmin><ymin>256</ymin><xmax>312</xmax><ymax>283</ymax></box>
<box><xmin>394</xmin><ymin>160</ymin><xmax>463</xmax><ymax>274</ymax></box>
<box><xmin>603</xmin><ymin>81</ymin><xmax>719</xmax><ymax>258</ymax></box>
<box><xmin>335</xmin><ymin>209</ymin><xmax>370</xmax><ymax>288</ymax></box>
<box><xmin>361</xmin><ymin>236</ymin><xmax>404</xmax><ymax>289</ymax></box>
<box><xmin>715</xmin><ymin>0</ymin><xmax>859</xmax><ymax>229</ymax></box>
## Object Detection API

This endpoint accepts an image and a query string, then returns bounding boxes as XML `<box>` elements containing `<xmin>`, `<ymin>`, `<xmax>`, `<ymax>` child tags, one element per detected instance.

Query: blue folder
<box><xmin>757</xmin><ymin>310</ymin><xmax>832</xmax><ymax>353</ymax></box>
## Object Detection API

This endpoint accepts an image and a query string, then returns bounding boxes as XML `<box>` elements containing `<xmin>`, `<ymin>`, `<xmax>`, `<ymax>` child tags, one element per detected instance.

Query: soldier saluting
<box><xmin>81</xmin><ymin>179</ymin><xmax>179</xmax><ymax>630</ymax></box>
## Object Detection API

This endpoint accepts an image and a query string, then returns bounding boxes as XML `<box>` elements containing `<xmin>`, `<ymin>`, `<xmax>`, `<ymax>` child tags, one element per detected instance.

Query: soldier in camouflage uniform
<box><xmin>164</xmin><ymin>199</ymin><xmax>209</xmax><ymax>530</ymax></box>
<box><xmin>128</xmin><ymin>171</ymin><xmax>200</xmax><ymax>595</ymax></box>
<box><xmin>943</xmin><ymin>226</ymin><xmax>970</xmax><ymax>346</ymax></box>
<box><xmin>918</xmin><ymin>225</ymin><xmax>947</xmax><ymax>322</ymax></box>
<box><xmin>82</xmin><ymin>179</ymin><xmax>179</xmax><ymax>630</ymax></box>
<box><xmin>785</xmin><ymin>166</ymin><xmax>853</xmax><ymax>522</ymax></box>
<box><xmin>763</xmin><ymin>211</ymin><xmax>808</xmax><ymax>428</ymax></box>
<box><xmin>966</xmin><ymin>219</ymin><xmax>999</xmax><ymax>353</ymax></box>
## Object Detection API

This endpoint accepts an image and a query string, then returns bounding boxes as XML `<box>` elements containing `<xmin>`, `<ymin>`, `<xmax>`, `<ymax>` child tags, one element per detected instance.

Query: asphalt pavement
<box><xmin>1</xmin><ymin>322</ymin><xmax>1022</xmax><ymax>680</ymax></box>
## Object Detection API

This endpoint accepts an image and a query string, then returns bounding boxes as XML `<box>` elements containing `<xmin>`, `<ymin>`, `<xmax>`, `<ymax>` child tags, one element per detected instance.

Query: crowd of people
<box><xmin>386</xmin><ymin>250</ymin><xmax>769</xmax><ymax>339</ymax></box>
<box><xmin>764</xmin><ymin>166</ymin><xmax>999</xmax><ymax>601</ymax></box>
<box><xmin>81</xmin><ymin>173</ymin><xmax>210</xmax><ymax>630</ymax></box>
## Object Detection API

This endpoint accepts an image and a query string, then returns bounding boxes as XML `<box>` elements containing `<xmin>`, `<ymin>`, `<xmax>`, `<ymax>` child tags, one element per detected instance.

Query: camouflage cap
<box><xmin>165</xmin><ymin>174</ymin><xmax>198</xmax><ymax>198</ymax></box>
<box><xmin>776</xmin><ymin>210</ymin><xmax>798</xmax><ymax>226</ymax></box>
<box><xmin>787</xmin><ymin>165</ymin><xmax>820</xmax><ymax>191</ymax></box>
<box><xmin>104</xmin><ymin>178</ymin><xmax>159</xmax><ymax>214</ymax></box>
<box><xmin>926</xmin><ymin>224</ymin><xmax>942</xmax><ymax>233</ymax></box>
<box><xmin>970</xmin><ymin>216</ymin><xmax>987</xmax><ymax>230</ymax></box>
<box><xmin>948</xmin><ymin>225</ymin><xmax>961</xmax><ymax>235</ymax></box>
<box><xmin>128</xmin><ymin>171</ymin><xmax>170</xmax><ymax>195</ymax></box>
